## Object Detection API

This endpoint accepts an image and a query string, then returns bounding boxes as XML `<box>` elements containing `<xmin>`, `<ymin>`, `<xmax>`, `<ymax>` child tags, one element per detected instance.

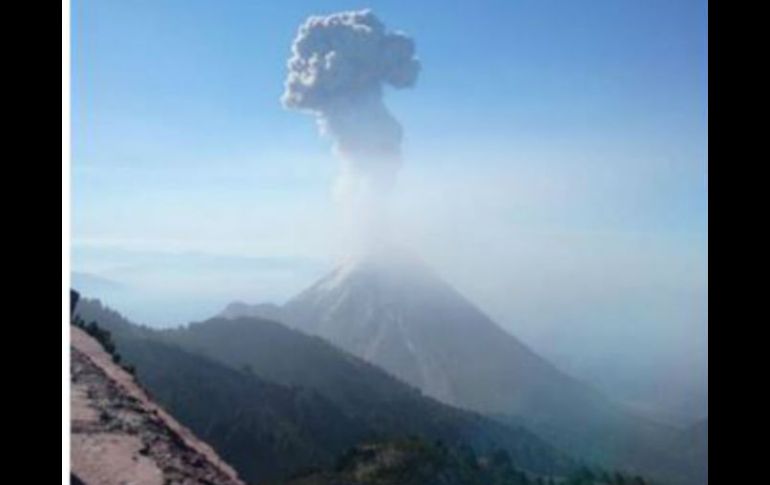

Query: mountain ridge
<box><xmin>75</xmin><ymin>296</ymin><xmax>575</xmax><ymax>483</ymax></box>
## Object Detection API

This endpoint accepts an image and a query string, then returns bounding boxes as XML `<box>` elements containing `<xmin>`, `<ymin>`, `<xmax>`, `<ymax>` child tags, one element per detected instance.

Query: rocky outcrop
<box><xmin>70</xmin><ymin>325</ymin><xmax>246</xmax><ymax>485</ymax></box>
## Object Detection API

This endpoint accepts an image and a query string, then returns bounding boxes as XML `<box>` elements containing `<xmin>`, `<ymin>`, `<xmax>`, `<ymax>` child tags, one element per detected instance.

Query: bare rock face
<box><xmin>70</xmin><ymin>325</ymin><xmax>246</xmax><ymax>485</ymax></box>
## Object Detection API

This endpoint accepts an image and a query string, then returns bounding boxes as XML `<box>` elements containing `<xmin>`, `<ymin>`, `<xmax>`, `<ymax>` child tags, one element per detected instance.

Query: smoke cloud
<box><xmin>282</xmin><ymin>10</ymin><xmax>420</xmax><ymax>193</ymax></box>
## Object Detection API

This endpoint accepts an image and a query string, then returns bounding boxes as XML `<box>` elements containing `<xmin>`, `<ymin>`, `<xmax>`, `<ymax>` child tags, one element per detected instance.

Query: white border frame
<box><xmin>62</xmin><ymin>0</ymin><xmax>71</xmax><ymax>482</ymax></box>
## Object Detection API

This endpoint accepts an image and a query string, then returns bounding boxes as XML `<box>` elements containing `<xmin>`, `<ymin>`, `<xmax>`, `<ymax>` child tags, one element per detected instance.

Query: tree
<box><xmin>491</xmin><ymin>449</ymin><xmax>512</xmax><ymax>468</ymax></box>
<box><xmin>70</xmin><ymin>289</ymin><xmax>80</xmax><ymax>316</ymax></box>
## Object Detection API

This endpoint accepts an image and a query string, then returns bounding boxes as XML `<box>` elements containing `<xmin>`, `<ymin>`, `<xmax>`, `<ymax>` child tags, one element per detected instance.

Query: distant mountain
<box><xmin>76</xmin><ymin>297</ymin><xmax>574</xmax><ymax>484</ymax></box>
<box><xmin>71</xmin><ymin>271</ymin><xmax>127</xmax><ymax>293</ymax></box>
<box><xmin>222</xmin><ymin>250</ymin><xmax>699</xmax><ymax>484</ymax></box>
<box><xmin>70</xmin><ymin>311</ymin><xmax>245</xmax><ymax>485</ymax></box>
<box><xmin>221</xmin><ymin>301</ymin><xmax>283</xmax><ymax>321</ymax></box>
<box><xmin>71</xmin><ymin>247</ymin><xmax>328</xmax><ymax>326</ymax></box>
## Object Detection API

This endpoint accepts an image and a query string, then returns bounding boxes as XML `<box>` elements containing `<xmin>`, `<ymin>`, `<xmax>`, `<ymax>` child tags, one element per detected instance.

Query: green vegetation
<box><xmin>285</xmin><ymin>437</ymin><xmax>652</xmax><ymax>485</ymax></box>
<box><xmin>71</xmin><ymin>303</ymin><xmax>136</xmax><ymax>376</ymax></box>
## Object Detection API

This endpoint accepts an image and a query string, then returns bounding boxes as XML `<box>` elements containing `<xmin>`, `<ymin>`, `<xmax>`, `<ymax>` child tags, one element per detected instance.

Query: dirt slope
<box><xmin>70</xmin><ymin>325</ymin><xmax>247</xmax><ymax>485</ymax></box>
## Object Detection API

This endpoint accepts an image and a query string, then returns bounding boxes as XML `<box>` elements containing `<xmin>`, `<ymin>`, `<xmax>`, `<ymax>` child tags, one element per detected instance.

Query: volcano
<box><xmin>222</xmin><ymin>249</ymin><xmax>693</xmax><ymax>482</ymax></box>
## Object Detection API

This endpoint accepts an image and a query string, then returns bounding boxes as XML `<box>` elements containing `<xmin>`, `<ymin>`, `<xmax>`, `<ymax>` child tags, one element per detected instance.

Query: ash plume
<box><xmin>282</xmin><ymin>10</ymin><xmax>420</xmax><ymax>193</ymax></box>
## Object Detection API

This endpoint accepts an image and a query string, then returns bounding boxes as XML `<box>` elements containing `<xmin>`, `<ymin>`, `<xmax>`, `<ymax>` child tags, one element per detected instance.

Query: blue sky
<box><xmin>72</xmin><ymin>0</ymin><xmax>707</xmax><ymax>415</ymax></box>
<box><xmin>72</xmin><ymin>0</ymin><xmax>707</xmax><ymax>243</ymax></box>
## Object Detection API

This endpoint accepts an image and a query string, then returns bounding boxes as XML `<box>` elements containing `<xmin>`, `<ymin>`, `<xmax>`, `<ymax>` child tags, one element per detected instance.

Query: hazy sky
<box><xmin>72</xmin><ymin>0</ymin><xmax>707</xmax><ymax>417</ymax></box>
